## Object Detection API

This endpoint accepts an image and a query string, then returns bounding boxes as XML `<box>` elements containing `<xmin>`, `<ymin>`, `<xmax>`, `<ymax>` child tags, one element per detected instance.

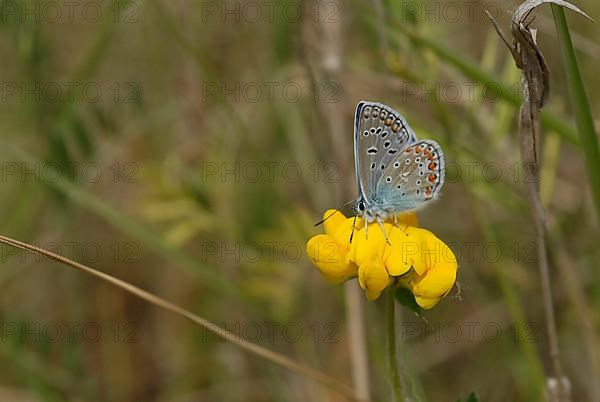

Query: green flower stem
<box><xmin>388</xmin><ymin>288</ymin><xmax>404</xmax><ymax>402</ymax></box>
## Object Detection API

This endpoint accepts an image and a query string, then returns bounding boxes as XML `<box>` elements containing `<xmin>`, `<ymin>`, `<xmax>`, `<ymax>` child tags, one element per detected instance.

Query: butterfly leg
<box><xmin>391</xmin><ymin>212</ymin><xmax>409</xmax><ymax>237</ymax></box>
<box><xmin>349</xmin><ymin>211</ymin><xmax>358</xmax><ymax>244</ymax></box>
<box><xmin>376</xmin><ymin>216</ymin><xmax>391</xmax><ymax>245</ymax></box>
<box><xmin>364</xmin><ymin>216</ymin><xmax>369</xmax><ymax>239</ymax></box>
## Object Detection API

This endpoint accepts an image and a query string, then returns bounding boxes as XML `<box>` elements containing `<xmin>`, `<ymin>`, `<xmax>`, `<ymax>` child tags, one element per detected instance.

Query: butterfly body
<box><xmin>353</xmin><ymin>101</ymin><xmax>445</xmax><ymax>230</ymax></box>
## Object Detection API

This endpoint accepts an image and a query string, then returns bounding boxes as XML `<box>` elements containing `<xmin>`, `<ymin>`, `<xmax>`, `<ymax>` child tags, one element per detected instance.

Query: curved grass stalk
<box><xmin>0</xmin><ymin>234</ymin><xmax>364</xmax><ymax>402</ymax></box>
<box><xmin>7</xmin><ymin>145</ymin><xmax>243</xmax><ymax>300</ymax></box>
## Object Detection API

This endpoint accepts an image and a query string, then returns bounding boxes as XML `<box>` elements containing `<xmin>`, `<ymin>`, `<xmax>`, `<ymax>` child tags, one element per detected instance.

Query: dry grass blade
<box><xmin>486</xmin><ymin>1</ymin><xmax>580</xmax><ymax>401</ymax></box>
<box><xmin>313</xmin><ymin>2</ymin><xmax>371</xmax><ymax>398</ymax></box>
<box><xmin>514</xmin><ymin>0</ymin><xmax>593</xmax><ymax>23</ymax></box>
<box><xmin>0</xmin><ymin>234</ymin><xmax>365</xmax><ymax>402</ymax></box>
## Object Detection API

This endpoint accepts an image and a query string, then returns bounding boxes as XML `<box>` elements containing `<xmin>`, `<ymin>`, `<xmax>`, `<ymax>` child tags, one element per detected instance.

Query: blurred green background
<box><xmin>1</xmin><ymin>0</ymin><xmax>599</xmax><ymax>401</ymax></box>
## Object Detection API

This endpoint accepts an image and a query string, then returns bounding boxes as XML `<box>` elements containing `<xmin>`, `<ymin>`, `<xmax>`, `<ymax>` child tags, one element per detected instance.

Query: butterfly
<box><xmin>350</xmin><ymin>101</ymin><xmax>445</xmax><ymax>242</ymax></box>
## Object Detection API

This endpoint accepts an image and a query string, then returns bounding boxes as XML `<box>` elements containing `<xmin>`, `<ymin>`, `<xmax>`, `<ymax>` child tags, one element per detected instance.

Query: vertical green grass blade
<box><xmin>551</xmin><ymin>5</ymin><xmax>600</xmax><ymax>218</ymax></box>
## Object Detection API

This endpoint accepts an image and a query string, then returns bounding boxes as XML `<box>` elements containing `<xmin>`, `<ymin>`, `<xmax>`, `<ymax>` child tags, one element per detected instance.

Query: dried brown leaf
<box><xmin>484</xmin><ymin>3</ymin><xmax>587</xmax><ymax>401</ymax></box>
<box><xmin>513</xmin><ymin>0</ymin><xmax>593</xmax><ymax>24</ymax></box>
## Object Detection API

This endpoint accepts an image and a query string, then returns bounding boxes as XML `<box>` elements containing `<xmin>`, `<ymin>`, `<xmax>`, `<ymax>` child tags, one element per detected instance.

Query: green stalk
<box><xmin>551</xmin><ymin>5</ymin><xmax>600</xmax><ymax>219</ymax></box>
<box><xmin>388</xmin><ymin>289</ymin><xmax>404</xmax><ymax>402</ymax></box>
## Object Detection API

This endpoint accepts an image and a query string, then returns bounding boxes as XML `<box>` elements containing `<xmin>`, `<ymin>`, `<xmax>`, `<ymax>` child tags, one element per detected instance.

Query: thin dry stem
<box><xmin>344</xmin><ymin>282</ymin><xmax>371</xmax><ymax>401</ymax></box>
<box><xmin>0</xmin><ymin>234</ymin><xmax>364</xmax><ymax>402</ymax></box>
<box><xmin>317</xmin><ymin>0</ymin><xmax>371</xmax><ymax>398</ymax></box>
<box><xmin>549</xmin><ymin>232</ymin><xmax>600</xmax><ymax>401</ymax></box>
<box><xmin>487</xmin><ymin>2</ymin><xmax>569</xmax><ymax>400</ymax></box>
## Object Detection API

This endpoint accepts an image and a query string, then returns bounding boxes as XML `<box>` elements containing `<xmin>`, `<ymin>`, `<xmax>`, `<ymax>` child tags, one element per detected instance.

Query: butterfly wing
<box><xmin>354</xmin><ymin>101</ymin><xmax>417</xmax><ymax>202</ymax></box>
<box><xmin>375</xmin><ymin>140</ymin><xmax>445</xmax><ymax>211</ymax></box>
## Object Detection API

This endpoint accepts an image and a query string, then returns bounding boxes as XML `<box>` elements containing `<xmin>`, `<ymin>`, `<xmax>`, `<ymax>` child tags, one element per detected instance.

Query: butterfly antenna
<box><xmin>314</xmin><ymin>210</ymin><xmax>339</xmax><ymax>227</ymax></box>
<box><xmin>313</xmin><ymin>199</ymin><xmax>356</xmax><ymax>227</ymax></box>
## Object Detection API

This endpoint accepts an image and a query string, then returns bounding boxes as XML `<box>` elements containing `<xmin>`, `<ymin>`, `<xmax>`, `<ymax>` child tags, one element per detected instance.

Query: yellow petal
<box><xmin>331</xmin><ymin>218</ymin><xmax>358</xmax><ymax>254</ymax></box>
<box><xmin>306</xmin><ymin>234</ymin><xmax>357</xmax><ymax>284</ymax></box>
<box><xmin>396</xmin><ymin>212</ymin><xmax>419</xmax><ymax>228</ymax></box>
<box><xmin>414</xmin><ymin>295</ymin><xmax>441</xmax><ymax>310</ymax></box>
<box><xmin>393</xmin><ymin>227</ymin><xmax>425</xmax><ymax>275</ymax></box>
<box><xmin>309</xmin><ymin>209</ymin><xmax>456</xmax><ymax>307</ymax></box>
<box><xmin>410</xmin><ymin>261</ymin><xmax>457</xmax><ymax>298</ymax></box>
<box><xmin>349</xmin><ymin>222</ymin><xmax>393</xmax><ymax>267</ymax></box>
<box><xmin>323</xmin><ymin>209</ymin><xmax>347</xmax><ymax>237</ymax></box>
<box><xmin>358</xmin><ymin>261</ymin><xmax>391</xmax><ymax>301</ymax></box>
<box><xmin>402</xmin><ymin>227</ymin><xmax>455</xmax><ymax>276</ymax></box>
<box><xmin>408</xmin><ymin>246</ymin><xmax>457</xmax><ymax>309</ymax></box>
<box><xmin>383</xmin><ymin>228</ymin><xmax>412</xmax><ymax>276</ymax></box>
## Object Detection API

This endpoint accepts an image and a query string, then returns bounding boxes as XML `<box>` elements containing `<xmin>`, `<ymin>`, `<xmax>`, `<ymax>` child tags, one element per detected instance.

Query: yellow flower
<box><xmin>306</xmin><ymin>209</ymin><xmax>457</xmax><ymax>309</ymax></box>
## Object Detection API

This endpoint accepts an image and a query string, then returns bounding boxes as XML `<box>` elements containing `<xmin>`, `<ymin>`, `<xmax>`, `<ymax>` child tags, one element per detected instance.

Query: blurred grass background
<box><xmin>0</xmin><ymin>0</ymin><xmax>599</xmax><ymax>401</ymax></box>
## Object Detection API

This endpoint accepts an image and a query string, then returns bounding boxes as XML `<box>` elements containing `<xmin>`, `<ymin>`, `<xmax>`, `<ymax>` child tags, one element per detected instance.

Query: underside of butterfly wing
<box><xmin>375</xmin><ymin>140</ymin><xmax>445</xmax><ymax>212</ymax></box>
<box><xmin>353</xmin><ymin>101</ymin><xmax>417</xmax><ymax>203</ymax></box>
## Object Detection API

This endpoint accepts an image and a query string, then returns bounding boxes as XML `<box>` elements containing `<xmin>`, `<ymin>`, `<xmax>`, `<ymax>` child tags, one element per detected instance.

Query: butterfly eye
<box><xmin>358</xmin><ymin>201</ymin><xmax>365</xmax><ymax>211</ymax></box>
